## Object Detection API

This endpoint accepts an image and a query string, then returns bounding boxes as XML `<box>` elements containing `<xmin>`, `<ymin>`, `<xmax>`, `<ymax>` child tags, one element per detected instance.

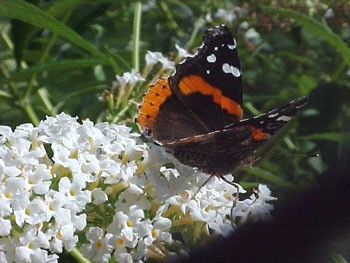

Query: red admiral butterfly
<box><xmin>137</xmin><ymin>25</ymin><xmax>307</xmax><ymax>176</ymax></box>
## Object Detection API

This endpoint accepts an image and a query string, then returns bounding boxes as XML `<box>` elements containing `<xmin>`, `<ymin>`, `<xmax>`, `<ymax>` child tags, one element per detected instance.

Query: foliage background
<box><xmin>0</xmin><ymin>0</ymin><xmax>349</xmax><ymax>261</ymax></box>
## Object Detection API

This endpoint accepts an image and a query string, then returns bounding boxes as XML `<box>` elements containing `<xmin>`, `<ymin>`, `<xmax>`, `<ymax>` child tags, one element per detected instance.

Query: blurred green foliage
<box><xmin>0</xmin><ymin>0</ymin><xmax>349</xmax><ymax>260</ymax></box>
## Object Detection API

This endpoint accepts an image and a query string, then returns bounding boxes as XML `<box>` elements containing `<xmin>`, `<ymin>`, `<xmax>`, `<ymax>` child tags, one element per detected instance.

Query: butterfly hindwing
<box><xmin>165</xmin><ymin>97</ymin><xmax>308</xmax><ymax>175</ymax></box>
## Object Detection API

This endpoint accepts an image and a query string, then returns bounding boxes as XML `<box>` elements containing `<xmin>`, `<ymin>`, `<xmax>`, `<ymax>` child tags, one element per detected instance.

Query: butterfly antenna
<box><xmin>272</xmin><ymin>152</ymin><xmax>320</xmax><ymax>159</ymax></box>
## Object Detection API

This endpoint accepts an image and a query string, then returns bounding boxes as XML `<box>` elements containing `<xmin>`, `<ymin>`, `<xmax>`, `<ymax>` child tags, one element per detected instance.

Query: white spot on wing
<box><xmin>222</xmin><ymin>63</ymin><xmax>241</xmax><ymax>77</ymax></box>
<box><xmin>228</xmin><ymin>44</ymin><xmax>235</xmax><ymax>49</ymax></box>
<box><xmin>207</xmin><ymin>54</ymin><xmax>216</xmax><ymax>63</ymax></box>
<box><xmin>268</xmin><ymin>113</ymin><xmax>278</xmax><ymax>118</ymax></box>
<box><xmin>206</xmin><ymin>70</ymin><xmax>210</xmax><ymax>74</ymax></box>
<box><xmin>277</xmin><ymin>115</ymin><xmax>291</xmax><ymax>122</ymax></box>
<box><xmin>214</xmin><ymin>46</ymin><xmax>218</xmax><ymax>51</ymax></box>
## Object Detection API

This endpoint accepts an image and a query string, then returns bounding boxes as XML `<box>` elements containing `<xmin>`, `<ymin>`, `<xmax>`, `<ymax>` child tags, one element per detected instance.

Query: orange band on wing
<box><xmin>251</xmin><ymin>127</ymin><xmax>271</xmax><ymax>141</ymax></box>
<box><xmin>137</xmin><ymin>78</ymin><xmax>172</xmax><ymax>131</ymax></box>
<box><xmin>178</xmin><ymin>75</ymin><xmax>242</xmax><ymax>119</ymax></box>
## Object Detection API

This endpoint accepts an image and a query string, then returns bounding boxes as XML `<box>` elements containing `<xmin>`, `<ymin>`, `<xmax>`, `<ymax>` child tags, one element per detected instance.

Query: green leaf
<box><xmin>0</xmin><ymin>90</ymin><xmax>13</xmax><ymax>99</ymax></box>
<box><xmin>301</xmin><ymin>133</ymin><xmax>344</xmax><ymax>142</ymax></box>
<box><xmin>262</xmin><ymin>6</ymin><xmax>350</xmax><ymax>64</ymax></box>
<box><xmin>11</xmin><ymin>58</ymin><xmax>108</xmax><ymax>78</ymax></box>
<box><xmin>330</xmin><ymin>252</ymin><xmax>348</xmax><ymax>263</ymax></box>
<box><xmin>10</xmin><ymin>19</ymin><xmax>30</xmax><ymax>69</ymax></box>
<box><xmin>247</xmin><ymin>167</ymin><xmax>295</xmax><ymax>188</ymax></box>
<box><xmin>239</xmin><ymin>181</ymin><xmax>259</xmax><ymax>189</ymax></box>
<box><xmin>275</xmin><ymin>51</ymin><xmax>315</xmax><ymax>66</ymax></box>
<box><xmin>0</xmin><ymin>0</ymin><xmax>107</xmax><ymax>60</ymax></box>
<box><xmin>47</xmin><ymin>0</ymin><xmax>86</xmax><ymax>17</ymax></box>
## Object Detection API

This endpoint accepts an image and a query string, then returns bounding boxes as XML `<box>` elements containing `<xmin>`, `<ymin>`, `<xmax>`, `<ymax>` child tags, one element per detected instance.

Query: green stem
<box><xmin>37</xmin><ymin>88</ymin><xmax>54</xmax><ymax>115</ymax></box>
<box><xmin>22</xmin><ymin>103</ymin><xmax>39</xmax><ymax>126</ymax></box>
<box><xmin>0</xmin><ymin>30</ymin><xmax>14</xmax><ymax>50</ymax></box>
<box><xmin>20</xmin><ymin>10</ymin><xmax>73</xmax><ymax>124</ymax></box>
<box><xmin>132</xmin><ymin>1</ymin><xmax>142</xmax><ymax>71</ymax></box>
<box><xmin>25</xmin><ymin>9</ymin><xmax>72</xmax><ymax>101</ymax></box>
<box><xmin>330</xmin><ymin>60</ymin><xmax>347</xmax><ymax>83</ymax></box>
<box><xmin>1</xmin><ymin>65</ymin><xmax>41</xmax><ymax>124</ymax></box>
<box><xmin>159</xmin><ymin>0</ymin><xmax>183</xmax><ymax>36</ymax></box>
<box><xmin>0</xmin><ymin>65</ymin><xmax>20</xmax><ymax>97</ymax></box>
<box><xmin>0</xmin><ymin>90</ymin><xmax>13</xmax><ymax>99</ymax></box>
<box><xmin>185</xmin><ymin>18</ymin><xmax>205</xmax><ymax>49</ymax></box>
<box><xmin>24</xmin><ymin>33</ymin><xmax>57</xmax><ymax>97</ymax></box>
<box><xmin>112</xmin><ymin>103</ymin><xmax>131</xmax><ymax>124</ymax></box>
<box><xmin>69</xmin><ymin>248</ymin><xmax>92</xmax><ymax>263</ymax></box>
<box><xmin>245</xmin><ymin>102</ymin><xmax>260</xmax><ymax>115</ymax></box>
<box><xmin>283</xmin><ymin>136</ymin><xmax>296</xmax><ymax>150</ymax></box>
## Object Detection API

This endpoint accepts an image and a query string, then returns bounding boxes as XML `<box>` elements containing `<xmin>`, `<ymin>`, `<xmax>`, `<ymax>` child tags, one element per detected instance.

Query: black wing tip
<box><xmin>269</xmin><ymin>96</ymin><xmax>308</xmax><ymax>112</ymax></box>
<box><xmin>289</xmin><ymin>96</ymin><xmax>308</xmax><ymax>110</ymax></box>
<box><xmin>293</xmin><ymin>96</ymin><xmax>308</xmax><ymax>103</ymax></box>
<box><xmin>204</xmin><ymin>24</ymin><xmax>234</xmax><ymax>42</ymax></box>
<box><xmin>262</xmin><ymin>96</ymin><xmax>308</xmax><ymax>124</ymax></box>
<box><xmin>206</xmin><ymin>24</ymin><xmax>230</xmax><ymax>34</ymax></box>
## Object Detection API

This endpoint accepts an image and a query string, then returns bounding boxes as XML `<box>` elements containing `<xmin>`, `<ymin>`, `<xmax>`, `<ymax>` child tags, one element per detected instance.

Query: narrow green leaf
<box><xmin>262</xmin><ymin>6</ymin><xmax>350</xmax><ymax>64</ymax></box>
<box><xmin>10</xmin><ymin>19</ymin><xmax>30</xmax><ymax>68</ymax></box>
<box><xmin>0</xmin><ymin>0</ymin><xmax>107</xmax><ymax>59</ymax></box>
<box><xmin>11</xmin><ymin>58</ymin><xmax>108</xmax><ymax>78</ymax></box>
<box><xmin>300</xmin><ymin>132</ymin><xmax>344</xmax><ymax>141</ymax></box>
<box><xmin>248</xmin><ymin>167</ymin><xmax>295</xmax><ymax>188</ymax></box>
<box><xmin>275</xmin><ymin>51</ymin><xmax>315</xmax><ymax>66</ymax></box>
<box><xmin>0</xmin><ymin>90</ymin><xmax>13</xmax><ymax>99</ymax></box>
<box><xmin>47</xmin><ymin>0</ymin><xmax>86</xmax><ymax>17</ymax></box>
<box><xmin>330</xmin><ymin>252</ymin><xmax>348</xmax><ymax>263</ymax></box>
<box><xmin>239</xmin><ymin>182</ymin><xmax>259</xmax><ymax>189</ymax></box>
<box><xmin>37</xmin><ymin>88</ymin><xmax>54</xmax><ymax>114</ymax></box>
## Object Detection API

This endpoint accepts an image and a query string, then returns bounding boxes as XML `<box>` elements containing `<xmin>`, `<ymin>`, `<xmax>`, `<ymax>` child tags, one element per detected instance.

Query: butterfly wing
<box><xmin>137</xmin><ymin>25</ymin><xmax>307</xmax><ymax>176</ymax></box>
<box><xmin>137</xmin><ymin>78</ymin><xmax>209</xmax><ymax>143</ymax></box>
<box><xmin>137</xmin><ymin>25</ymin><xmax>242</xmax><ymax>143</ymax></box>
<box><xmin>165</xmin><ymin>97</ymin><xmax>308</xmax><ymax>175</ymax></box>
<box><xmin>169</xmin><ymin>25</ymin><xmax>243</xmax><ymax>132</ymax></box>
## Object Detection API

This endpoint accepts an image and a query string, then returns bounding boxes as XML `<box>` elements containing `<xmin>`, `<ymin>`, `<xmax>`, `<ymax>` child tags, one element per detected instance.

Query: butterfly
<box><xmin>137</xmin><ymin>25</ymin><xmax>307</xmax><ymax>176</ymax></box>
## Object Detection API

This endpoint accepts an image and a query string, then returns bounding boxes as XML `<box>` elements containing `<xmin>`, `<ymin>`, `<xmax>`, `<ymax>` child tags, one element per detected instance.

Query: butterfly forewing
<box><xmin>137</xmin><ymin>78</ymin><xmax>209</xmax><ymax>143</ymax></box>
<box><xmin>170</xmin><ymin>25</ymin><xmax>243</xmax><ymax>132</ymax></box>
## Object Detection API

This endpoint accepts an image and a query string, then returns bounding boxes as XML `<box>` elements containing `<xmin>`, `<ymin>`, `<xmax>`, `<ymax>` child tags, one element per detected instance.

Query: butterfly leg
<box><xmin>194</xmin><ymin>174</ymin><xmax>215</xmax><ymax>197</ymax></box>
<box><xmin>220</xmin><ymin>175</ymin><xmax>241</xmax><ymax>226</ymax></box>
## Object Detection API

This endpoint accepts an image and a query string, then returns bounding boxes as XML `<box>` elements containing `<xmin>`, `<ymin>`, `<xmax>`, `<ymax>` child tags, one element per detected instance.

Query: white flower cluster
<box><xmin>0</xmin><ymin>113</ymin><xmax>275</xmax><ymax>263</ymax></box>
<box><xmin>145</xmin><ymin>51</ymin><xmax>175</xmax><ymax>70</ymax></box>
<box><xmin>114</xmin><ymin>69</ymin><xmax>145</xmax><ymax>90</ymax></box>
